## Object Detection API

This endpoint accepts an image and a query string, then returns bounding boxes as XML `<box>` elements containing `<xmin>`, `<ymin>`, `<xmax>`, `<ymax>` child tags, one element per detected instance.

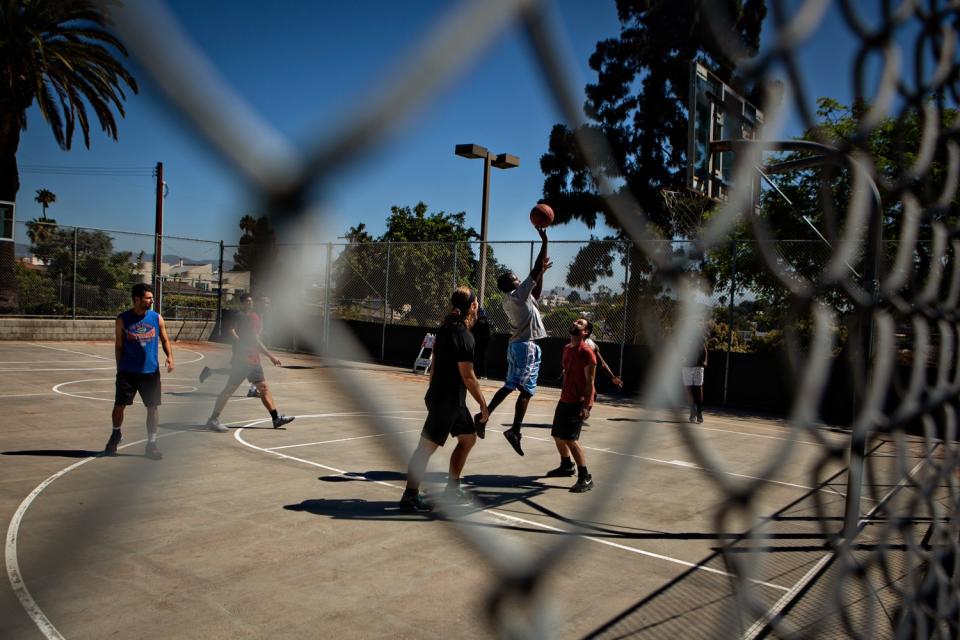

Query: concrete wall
<box><xmin>0</xmin><ymin>318</ymin><xmax>216</xmax><ymax>342</ymax></box>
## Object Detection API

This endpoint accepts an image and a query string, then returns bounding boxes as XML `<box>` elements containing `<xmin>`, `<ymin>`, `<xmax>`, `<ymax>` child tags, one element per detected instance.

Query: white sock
<box><xmin>148</xmin><ymin>433</ymin><xmax>157</xmax><ymax>443</ymax></box>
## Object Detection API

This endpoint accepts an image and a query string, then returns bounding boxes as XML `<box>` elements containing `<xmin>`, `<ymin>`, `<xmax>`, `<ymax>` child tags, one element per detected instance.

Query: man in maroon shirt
<box><xmin>545</xmin><ymin>317</ymin><xmax>597</xmax><ymax>493</ymax></box>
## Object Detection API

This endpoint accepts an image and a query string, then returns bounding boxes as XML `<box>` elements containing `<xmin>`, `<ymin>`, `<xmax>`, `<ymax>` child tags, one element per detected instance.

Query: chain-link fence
<box><xmin>11</xmin><ymin>219</ymin><xmax>222</xmax><ymax>320</ymax></box>
<box><xmin>6</xmin><ymin>1</ymin><xmax>959</xmax><ymax>639</ymax></box>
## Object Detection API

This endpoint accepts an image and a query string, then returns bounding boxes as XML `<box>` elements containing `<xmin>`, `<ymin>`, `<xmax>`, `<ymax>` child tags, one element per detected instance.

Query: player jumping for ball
<box><xmin>477</xmin><ymin>225</ymin><xmax>551</xmax><ymax>456</ymax></box>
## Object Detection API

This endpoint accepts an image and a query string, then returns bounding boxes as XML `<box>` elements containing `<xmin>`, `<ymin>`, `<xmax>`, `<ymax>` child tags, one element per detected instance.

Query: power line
<box><xmin>18</xmin><ymin>164</ymin><xmax>155</xmax><ymax>177</ymax></box>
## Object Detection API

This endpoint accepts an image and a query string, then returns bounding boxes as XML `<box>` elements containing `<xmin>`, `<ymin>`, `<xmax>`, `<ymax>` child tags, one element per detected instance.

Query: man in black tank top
<box><xmin>400</xmin><ymin>287</ymin><xmax>489</xmax><ymax>512</ymax></box>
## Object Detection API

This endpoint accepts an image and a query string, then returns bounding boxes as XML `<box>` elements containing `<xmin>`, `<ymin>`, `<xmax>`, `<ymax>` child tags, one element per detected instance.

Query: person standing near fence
<box><xmin>682</xmin><ymin>329</ymin><xmax>708</xmax><ymax>423</ymax></box>
<box><xmin>477</xmin><ymin>227</ymin><xmax>551</xmax><ymax>456</ymax></box>
<box><xmin>104</xmin><ymin>283</ymin><xmax>174</xmax><ymax>460</ymax></box>
<box><xmin>545</xmin><ymin>317</ymin><xmax>597</xmax><ymax>493</ymax></box>
<box><xmin>472</xmin><ymin>307</ymin><xmax>491</xmax><ymax>379</ymax></box>
<box><xmin>205</xmin><ymin>293</ymin><xmax>295</xmax><ymax>432</ymax></box>
<box><xmin>400</xmin><ymin>286</ymin><xmax>489</xmax><ymax>512</ymax></box>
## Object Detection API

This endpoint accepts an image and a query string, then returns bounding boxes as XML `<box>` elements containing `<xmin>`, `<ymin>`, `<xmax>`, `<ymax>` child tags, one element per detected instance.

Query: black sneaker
<box><xmin>272</xmin><ymin>415</ymin><xmax>295</xmax><ymax>428</ymax></box>
<box><xmin>696</xmin><ymin>409</ymin><xmax>704</xmax><ymax>424</ymax></box>
<box><xmin>688</xmin><ymin>411</ymin><xmax>697</xmax><ymax>423</ymax></box>
<box><xmin>473</xmin><ymin>412</ymin><xmax>487</xmax><ymax>439</ymax></box>
<box><xmin>570</xmin><ymin>475</ymin><xmax>594</xmax><ymax>493</ymax></box>
<box><xmin>103</xmin><ymin>430</ymin><xmax>122</xmax><ymax>456</ymax></box>
<box><xmin>545</xmin><ymin>464</ymin><xmax>575</xmax><ymax>478</ymax></box>
<box><xmin>503</xmin><ymin>428</ymin><xmax>524</xmax><ymax>456</ymax></box>
<box><xmin>199</xmin><ymin>366</ymin><xmax>212</xmax><ymax>383</ymax></box>
<box><xmin>247</xmin><ymin>385</ymin><xmax>261</xmax><ymax>398</ymax></box>
<box><xmin>145</xmin><ymin>442</ymin><xmax>163</xmax><ymax>460</ymax></box>
<box><xmin>399</xmin><ymin>492</ymin><xmax>432</xmax><ymax>513</ymax></box>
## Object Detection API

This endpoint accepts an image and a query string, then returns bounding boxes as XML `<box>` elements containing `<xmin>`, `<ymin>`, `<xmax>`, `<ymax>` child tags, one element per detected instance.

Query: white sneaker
<box><xmin>207</xmin><ymin>418</ymin><xmax>229</xmax><ymax>433</ymax></box>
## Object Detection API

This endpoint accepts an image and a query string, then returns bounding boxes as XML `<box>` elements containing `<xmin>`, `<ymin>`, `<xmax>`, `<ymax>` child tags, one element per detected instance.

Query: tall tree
<box><xmin>539</xmin><ymin>0</ymin><xmax>766</xmax><ymax>340</ymax></box>
<box><xmin>333</xmin><ymin>202</ymin><xmax>507</xmax><ymax>326</ymax></box>
<box><xmin>0</xmin><ymin>0</ymin><xmax>138</xmax><ymax>312</ymax></box>
<box><xmin>232</xmin><ymin>214</ymin><xmax>277</xmax><ymax>294</ymax></box>
<box><xmin>33</xmin><ymin>188</ymin><xmax>55</xmax><ymax>219</ymax></box>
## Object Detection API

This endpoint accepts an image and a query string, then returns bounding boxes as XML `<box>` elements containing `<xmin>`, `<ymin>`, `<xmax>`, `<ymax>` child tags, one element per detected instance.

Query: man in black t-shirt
<box><xmin>400</xmin><ymin>286</ymin><xmax>489</xmax><ymax>512</ymax></box>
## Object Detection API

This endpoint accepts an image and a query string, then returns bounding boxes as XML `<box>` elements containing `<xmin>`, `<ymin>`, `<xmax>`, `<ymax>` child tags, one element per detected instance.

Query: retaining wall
<box><xmin>0</xmin><ymin>318</ymin><xmax>216</xmax><ymax>342</ymax></box>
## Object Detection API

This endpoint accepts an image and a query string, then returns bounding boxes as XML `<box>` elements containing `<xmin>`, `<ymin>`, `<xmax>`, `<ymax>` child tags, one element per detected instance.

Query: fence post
<box><xmin>324</xmin><ymin>242</ymin><xmax>333</xmax><ymax>352</ymax></box>
<box><xmin>452</xmin><ymin>241</ymin><xmax>458</xmax><ymax>290</ymax></box>
<box><xmin>72</xmin><ymin>227</ymin><xmax>78</xmax><ymax>320</ymax></box>
<box><xmin>529</xmin><ymin>241</ymin><xmax>534</xmax><ymax>273</ymax></box>
<box><xmin>722</xmin><ymin>239</ymin><xmax>738</xmax><ymax>405</ymax></box>
<box><xmin>619</xmin><ymin>242</ymin><xmax>630</xmax><ymax>378</ymax></box>
<box><xmin>216</xmin><ymin>241</ymin><xmax>224</xmax><ymax>340</ymax></box>
<box><xmin>382</xmin><ymin>241</ymin><xmax>391</xmax><ymax>361</ymax></box>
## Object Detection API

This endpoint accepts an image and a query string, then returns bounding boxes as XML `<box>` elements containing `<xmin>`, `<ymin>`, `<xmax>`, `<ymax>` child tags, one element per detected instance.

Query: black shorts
<box><xmin>115</xmin><ymin>371</ymin><xmax>161</xmax><ymax>407</ymax></box>
<box><xmin>551</xmin><ymin>401</ymin><xmax>584</xmax><ymax>441</ymax></box>
<box><xmin>421</xmin><ymin>398</ymin><xmax>475</xmax><ymax>447</ymax></box>
<box><xmin>228</xmin><ymin>362</ymin><xmax>266</xmax><ymax>387</ymax></box>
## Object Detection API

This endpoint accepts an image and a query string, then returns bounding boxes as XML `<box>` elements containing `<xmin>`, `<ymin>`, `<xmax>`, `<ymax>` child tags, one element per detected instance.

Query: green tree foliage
<box><xmin>34</xmin><ymin>188</ymin><xmax>55</xmax><ymax>219</ymax></box>
<box><xmin>705</xmin><ymin>99</ymin><xmax>960</xmax><ymax>335</ymax></box>
<box><xmin>538</xmin><ymin>0</ymin><xmax>767</xmax><ymax>342</ymax></box>
<box><xmin>24</xmin><ymin>220</ymin><xmax>139</xmax><ymax>315</ymax></box>
<box><xmin>0</xmin><ymin>0</ymin><xmax>137</xmax><ymax>312</ymax></box>
<box><xmin>333</xmin><ymin>202</ymin><xmax>506</xmax><ymax>326</ymax></box>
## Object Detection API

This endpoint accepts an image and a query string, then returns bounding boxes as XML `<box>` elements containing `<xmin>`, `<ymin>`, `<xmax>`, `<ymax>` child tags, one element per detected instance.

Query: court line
<box><xmin>53</xmin><ymin>377</ymin><xmax>202</xmax><ymax>403</ymax></box>
<box><xmin>234</xmin><ymin>415</ymin><xmax>790</xmax><ymax>592</ymax></box>
<box><xmin>0</xmin><ymin>392</ymin><xmax>56</xmax><ymax>398</ymax></box>
<box><xmin>5</xmin><ymin>433</ymin><xmax>176</xmax><ymax>640</ymax></box>
<box><xmin>739</xmin><ymin>450</ymin><xmax>935</xmax><ymax>639</ymax></box>
<box><xmin>3</xmin><ymin>347</ymin><xmax>206</xmax><ymax>372</ymax></box>
<box><xmin>28</xmin><ymin>343</ymin><xmax>112</xmax><ymax>360</ymax></box>
<box><xmin>267</xmin><ymin>425</ymin><xmax>424</xmax><ymax>450</ymax></box>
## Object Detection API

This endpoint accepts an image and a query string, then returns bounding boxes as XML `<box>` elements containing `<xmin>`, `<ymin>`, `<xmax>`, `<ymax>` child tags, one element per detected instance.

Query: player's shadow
<box><xmin>2</xmin><ymin>449</ymin><xmax>102</xmax><ymax>459</ymax></box>
<box><xmin>607</xmin><ymin>417</ymin><xmax>689</xmax><ymax>424</ymax></box>
<box><xmin>284</xmin><ymin>498</ymin><xmax>438</xmax><ymax>520</ymax></box>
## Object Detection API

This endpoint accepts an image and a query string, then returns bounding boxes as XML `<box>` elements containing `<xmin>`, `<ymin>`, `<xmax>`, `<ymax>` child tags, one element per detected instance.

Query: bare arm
<box><xmin>458</xmin><ymin>361</ymin><xmax>489</xmax><ymax>423</ymax></box>
<box><xmin>581</xmin><ymin>362</ymin><xmax>597</xmax><ymax>418</ymax></box>
<box><xmin>114</xmin><ymin>317</ymin><xmax>124</xmax><ymax>367</ymax></box>
<box><xmin>157</xmin><ymin>316</ymin><xmax>175</xmax><ymax>372</ymax></box>
<box><xmin>594</xmin><ymin>346</ymin><xmax>623</xmax><ymax>388</ymax></box>
<box><xmin>530</xmin><ymin>228</ymin><xmax>551</xmax><ymax>300</ymax></box>
<box><xmin>257</xmin><ymin>337</ymin><xmax>282</xmax><ymax>366</ymax></box>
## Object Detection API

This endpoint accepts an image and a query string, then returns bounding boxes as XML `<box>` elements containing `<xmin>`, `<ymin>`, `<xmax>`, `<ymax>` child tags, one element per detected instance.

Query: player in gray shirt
<box><xmin>475</xmin><ymin>227</ymin><xmax>551</xmax><ymax>456</ymax></box>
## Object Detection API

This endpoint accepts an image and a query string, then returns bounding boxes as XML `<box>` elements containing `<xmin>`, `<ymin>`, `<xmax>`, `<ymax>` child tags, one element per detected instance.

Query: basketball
<box><xmin>530</xmin><ymin>203</ymin><xmax>554</xmax><ymax>227</ymax></box>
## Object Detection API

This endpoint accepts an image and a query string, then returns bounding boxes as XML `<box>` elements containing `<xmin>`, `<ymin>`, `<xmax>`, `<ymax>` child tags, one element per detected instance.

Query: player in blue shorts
<box><xmin>476</xmin><ymin>227</ymin><xmax>551</xmax><ymax>456</ymax></box>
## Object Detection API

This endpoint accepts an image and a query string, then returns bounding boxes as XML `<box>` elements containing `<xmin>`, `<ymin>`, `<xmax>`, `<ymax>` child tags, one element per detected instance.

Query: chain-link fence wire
<box><xmin>11</xmin><ymin>220</ymin><xmax>157</xmax><ymax>318</ymax></box>
<box><xmin>20</xmin><ymin>0</ymin><xmax>950</xmax><ymax>638</ymax></box>
<box><xmin>155</xmin><ymin>234</ymin><xmax>222</xmax><ymax>319</ymax></box>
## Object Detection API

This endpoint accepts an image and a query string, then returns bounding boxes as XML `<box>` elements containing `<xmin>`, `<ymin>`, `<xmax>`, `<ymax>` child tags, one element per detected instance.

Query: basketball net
<box><xmin>660</xmin><ymin>189</ymin><xmax>714</xmax><ymax>239</ymax></box>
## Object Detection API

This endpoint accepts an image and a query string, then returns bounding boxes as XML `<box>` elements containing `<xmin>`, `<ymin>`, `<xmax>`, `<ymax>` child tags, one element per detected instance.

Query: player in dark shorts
<box><xmin>400</xmin><ymin>286</ymin><xmax>490</xmax><ymax>512</ymax></box>
<box><xmin>104</xmin><ymin>283</ymin><xmax>174</xmax><ymax>460</ymax></box>
<box><xmin>545</xmin><ymin>318</ymin><xmax>597</xmax><ymax>493</ymax></box>
<box><xmin>205</xmin><ymin>293</ymin><xmax>294</xmax><ymax>432</ymax></box>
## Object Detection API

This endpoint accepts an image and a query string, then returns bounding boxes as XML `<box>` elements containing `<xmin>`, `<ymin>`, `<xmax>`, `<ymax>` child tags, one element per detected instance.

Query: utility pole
<box><xmin>154</xmin><ymin>162</ymin><xmax>164</xmax><ymax>311</ymax></box>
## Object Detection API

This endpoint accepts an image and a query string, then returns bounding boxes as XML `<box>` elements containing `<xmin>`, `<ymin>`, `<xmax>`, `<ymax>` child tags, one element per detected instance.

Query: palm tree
<box><xmin>34</xmin><ymin>188</ymin><xmax>56</xmax><ymax>220</ymax></box>
<box><xmin>0</xmin><ymin>0</ymin><xmax>138</xmax><ymax>312</ymax></box>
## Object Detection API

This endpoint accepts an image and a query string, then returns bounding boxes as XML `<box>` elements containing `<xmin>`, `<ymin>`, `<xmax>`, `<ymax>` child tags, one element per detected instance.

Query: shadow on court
<box><xmin>3</xmin><ymin>449</ymin><xmax>102</xmax><ymax>459</ymax></box>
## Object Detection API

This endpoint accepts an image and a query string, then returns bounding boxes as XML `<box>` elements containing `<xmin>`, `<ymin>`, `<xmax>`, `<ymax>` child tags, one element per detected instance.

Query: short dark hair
<box><xmin>131</xmin><ymin>283</ymin><xmax>153</xmax><ymax>301</ymax></box>
<box><xmin>496</xmin><ymin>272</ymin><xmax>516</xmax><ymax>293</ymax></box>
<box><xmin>582</xmin><ymin>319</ymin><xmax>593</xmax><ymax>337</ymax></box>
<box><xmin>240</xmin><ymin>293</ymin><xmax>253</xmax><ymax>302</ymax></box>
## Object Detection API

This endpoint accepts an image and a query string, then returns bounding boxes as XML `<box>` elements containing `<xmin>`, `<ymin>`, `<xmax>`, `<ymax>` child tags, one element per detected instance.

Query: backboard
<box><xmin>687</xmin><ymin>61</ymin><xmax>763</xmax><ymax>202</ymax></box>
<box><xmin>0</xmin><ymin>201</ymin><xmax>13</xmax><ymax>241</ymax></box>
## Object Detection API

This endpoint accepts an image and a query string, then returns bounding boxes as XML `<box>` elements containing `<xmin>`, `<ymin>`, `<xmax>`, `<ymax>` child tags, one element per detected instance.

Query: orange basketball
<box><xmin>530</xmin><ymin>203</ymin><xmax>554</xmax><ymax>227</ymax></box>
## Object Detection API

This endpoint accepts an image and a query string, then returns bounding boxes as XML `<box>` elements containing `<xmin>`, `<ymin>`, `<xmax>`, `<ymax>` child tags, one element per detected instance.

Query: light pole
<box><xmin>455</xmin><ymin>144</ymin><xmax>519</xmax><ymax>309</ymax></box>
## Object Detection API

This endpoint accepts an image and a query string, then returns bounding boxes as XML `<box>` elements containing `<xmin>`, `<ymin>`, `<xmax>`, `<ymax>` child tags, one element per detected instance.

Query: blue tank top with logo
<box><xmin>118</xmin><ymin>309</ymin><xmax>160</xmax><ymax>373</ymax></box>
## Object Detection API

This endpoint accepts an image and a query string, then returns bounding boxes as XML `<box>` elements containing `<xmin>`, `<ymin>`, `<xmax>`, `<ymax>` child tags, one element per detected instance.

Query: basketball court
<box><xmin>0</xmin><ymin>339</ymin><xmax>935</xmax><ymax>639</ymax></box>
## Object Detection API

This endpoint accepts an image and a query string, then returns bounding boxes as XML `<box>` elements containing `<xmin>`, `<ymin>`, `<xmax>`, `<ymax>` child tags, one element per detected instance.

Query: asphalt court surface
<box><xmin>0</xmin><ymin>340</ymin><xmax>928</xmax><ymax>639</ymax></box>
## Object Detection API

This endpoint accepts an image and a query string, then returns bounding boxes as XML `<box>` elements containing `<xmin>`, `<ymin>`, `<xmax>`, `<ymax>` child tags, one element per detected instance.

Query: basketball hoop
<box><xmin>660</xmin><ymin>188</ymin><xmax>714</xmax><ymax>238</ymax></box>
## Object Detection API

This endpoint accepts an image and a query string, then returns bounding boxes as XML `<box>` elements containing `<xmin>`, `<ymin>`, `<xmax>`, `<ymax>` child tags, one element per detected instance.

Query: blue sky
<box><xmin>12</xmin><ymin>1</ymin><xmax>896</xmax><ymax>251</ymax></box>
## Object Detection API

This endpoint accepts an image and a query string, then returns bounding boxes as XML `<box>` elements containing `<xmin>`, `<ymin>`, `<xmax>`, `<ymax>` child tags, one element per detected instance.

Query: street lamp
<box><xmin>454</xmin><ymin>143</ymin><xmax>519</xmax><ymax>309</ymax></box>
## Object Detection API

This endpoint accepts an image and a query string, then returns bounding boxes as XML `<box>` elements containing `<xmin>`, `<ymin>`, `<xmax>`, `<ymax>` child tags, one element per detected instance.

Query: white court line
<box><xmin>234</xmin><ymin>414</ymin><xmax>790</xmax><ymax>593</ymax></box>
<box><xmin>508</xmin><ymin>429</ymin><xmax>844</xmax><ymax>496</ymax></box>
<box><xmin>5</xmin><ymin>433</ymin><xmax>176</xmax><ymax>640</ymax></box>
<box><xmin>267</xmin><ymin>425</ymin><xmax>423</xmax><ymax>451</ymax></box>
<box><xmin>3</xmin><ymin>347</ymin><xmax>206</xmax><ymax>372</ymax></box>
<box><xmin>739</xmin><ymin>451</ymin><xmax>935</xmax><ymax>640</ymax></box>
<box><xmin>28</xmin><ymin>343</ymin><xmax>112</xmax><ymax>360</ymax></box>
<box><xmin>0</xmin><ymin>392</ymin><xmax>55</xmax><ymax>399</ymax></box>
<box><xmin>53</xmin><ymin>377</ymin><xmax>202</xmax><ymax>403</ymax></box>
<box><xmin>0</xmin><ymin>360</ymin><xmax>108</xmax><ymax>365</ymax></box>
